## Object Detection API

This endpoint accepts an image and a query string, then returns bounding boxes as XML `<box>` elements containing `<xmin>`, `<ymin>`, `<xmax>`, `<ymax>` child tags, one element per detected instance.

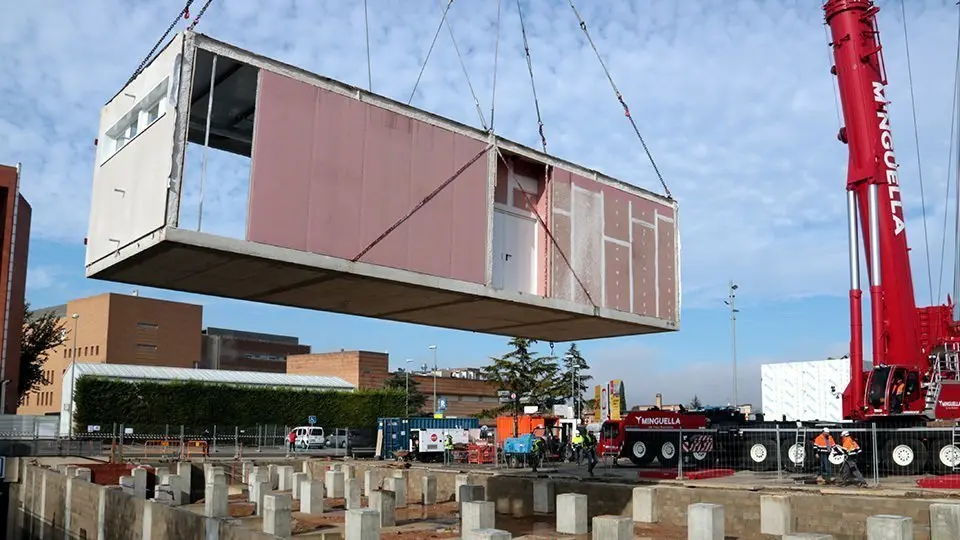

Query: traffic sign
<box><xmin>437</xmin><ymin>397</ymin><xmax>447</xmax><ymax>411</ymax></box>
<box><xmin>308</xmin><ymin>415</ymin><xmax>317</xmax><ymax>425</ymax></box>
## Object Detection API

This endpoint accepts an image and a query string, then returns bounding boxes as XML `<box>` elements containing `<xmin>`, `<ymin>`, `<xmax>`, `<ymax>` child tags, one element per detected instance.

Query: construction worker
<box><xmin>582</xmin><ymin>428</ymin><xmax>598</xmax><ymax>477</ymax></box>
<box><xmin>443</xmin><ymin>433</ymin><xmax>454</xmax><ymax>465</ymax></box>
<box><xmin>571</xmin><ymin>428</ymin><xmax>584</xmax><ymax>465</ymax></box>
<box><xmin>530</xmin><ymin>436</ymin><xmax>545</xmax><ymax>473</ymax></box>
<box><xmin>834</xmin><ymin>430</ymin><xmax>868</xmax><ymax>487</ymax></box>
<box><xmin>891</xmin><ymin>377</ymin><xmax>906</xmax><ymax>413</ymax></box>
<box><xmin>813</xmin><ymin>427</ymin><xmax>836</xmax><ymax>482</ymax></box>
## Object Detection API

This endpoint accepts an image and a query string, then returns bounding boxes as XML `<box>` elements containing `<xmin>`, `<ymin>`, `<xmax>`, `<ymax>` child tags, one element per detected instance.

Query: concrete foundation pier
<box><xmin>467</xmin><ymin>530</ymin><xmax>512</xmax><ymax>540</ymax></box>
<box><xmin>301</xmin><ymin>480</ymin><xmax>324</xmax><ymax>515</ymax></box>
<box><xmin>369</xmin><ymin>489</ymin><xmax>396</xmax><ymax>527</ymax></box>
<box><xmin>455</xmin><ymin>474</ymin><xmax>470</xmax><ymax>502</ymax></box>
<box><xmin>65</xmin><ymin>465</ymin><xmax>78</xmax><ymax>477</ymax></box>
<box><xmin>385</xmin><ymin>476</ymin><xmax>406</xmax><ymax>508</ymax></box>
<box><xmin>277</xmin><ymin>465</ymin><xmax>295</xmax><ymax>491</ymax></box>
<box><xmin>344</xmin><ymin>464</ymin><xmax>355</xmax><ymax>479</ymax></box>
<box><xmin>931</xmin><ymin>503</ymin><xmax>960</xmax><ymax>540</ymax></box>
<box><xmin>346</xmin><ymin>478</ymin><xmax>362</xmax><ymax>510</ymax></box>
<box><xmin>866</xmin><ymin>515</ymin><xmax>913</xmax><ymax>540</ymax></box>
<box><xmin>459</xmin><ymin>484</ymin><xmax>485</xmax><ymax>504</ymax></box>
<box><xmin>75</xmin><ymin>468</ymin><xmax>92</xmax><ymax>482</ymax></box>
<box><xmin>687</xmin><ymin>503</ymin><xmax>724</xmax><ymax>540</ymax></box>
<box><xmin>462</xmin><ymin>501</ymin><xmax>496</xmax><ymax>538</ymax></box>
<box><xmin>326</xmin><ymin>470</ymin><xmax>345</xmax><ymax>498</ymax></box>
<box><xmin>363</xmin><ymin>469</ymin><xmax>379</xmax><ymax>495</ymax></box>
<box><xmin>268</xmin><ymin>464</ymin><xmax>279</xmax><ymax>489</ymax></box>
<box><xmin>422</xmin><ymin>475</ymin><xmax>437</xmax><ymax>506</ymax></box>
<box><xmin>175</xmin><ymin>462</ymin><xmax>192</xmax><ymax>505</ymax></box>
<box><xmin>346</xmin><ymin>508</ymin><xmax>381</xmax><ymax>540</ymax></box>
<box><xmin>204</xmin><ymin>476</ymin><xmax>228</xmax><ymax>518</ymax></box>
<box><xmin>783</xmin><ymin>534</ymin><xmax>836</xmax><ymax>540</ymax></box>
<box><xmin>292</xmin><ymin>472</ymin><xmax>307</xmax><ymax>499</ymax></box>
<box><xmin>252</xmin><ymin>480</ymin><xmax>270</xmax><ymax>516</ymax></box>
<box><xmin>533</xmin><ymin>480</ymin><xmax>555</xmax><ymax>514</ymax></box>
<box><xmin>760</xmin><ymin>495</ymin><xmax>794</xmax><ymax>536</ymax></box>
<box><xmin>556</xmin><ymin>493</ymin><xmax>588</xmax><ymax>535</ymax></box>
<box><xmin>131</xmin><ymin>467</ymin><xmax>148</xmax><ymax>499</ymax></box>
<box><xmin>632</xmin><ymin>486</ymin><xmax>658</xmax><ymax>523</ymax></box>
<box><xmin>592</xmin><ymin>515</ymin><xmax>632</xmax><ymax>540</ymax></box>
<box><xmin>263</xmin><ymin>493</ymin><xmax>293</xmax><ymax>538</ymax></box>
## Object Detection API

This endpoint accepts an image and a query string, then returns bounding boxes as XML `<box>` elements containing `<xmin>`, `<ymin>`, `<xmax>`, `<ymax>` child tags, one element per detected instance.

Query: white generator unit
<box><xmin>761</xmin><ymin>358</ymin><xmax>850</xmax><ymax>422</ymax></box>
<box><xmin>409</xmin><ymin>428</ymin><xmax>470</xmax><ymax>454</ymax></box>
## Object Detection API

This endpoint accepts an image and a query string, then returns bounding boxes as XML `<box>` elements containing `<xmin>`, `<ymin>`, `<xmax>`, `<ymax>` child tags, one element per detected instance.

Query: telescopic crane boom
<box><xmin>824</xmin><ymin>0</ymin><xmax>960</xmax><ymax>421</ymax></box>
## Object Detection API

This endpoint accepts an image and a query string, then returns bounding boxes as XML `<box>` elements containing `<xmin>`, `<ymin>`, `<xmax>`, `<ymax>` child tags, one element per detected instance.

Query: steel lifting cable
<box><xmin>437</xmin><ymin>0</ymin><xmax>489</xmax><ymax>130</ymax></box>
<box><xmin>497</xmin><ymin>148</ymin><xmax>600</xmax><ymax>310</ymax></box>
<box><xmin>125</xmin><ymin>0</ymin><xmax>196</xmax><ymax>86</ymax></box>
<box><xmin>939</xmin><ymin>4</ymin><xmax>960</xmax><ymax>305</ymax></box>
<box><xmin>352</xmin><ymin>145</ymin><xmax>492</xmax><ymax>263</ymax></box>
<box><xmin>566</xmin><ymin>0</ymin><xmax>672</xmax><ymax>199</ymax></box>
<box><xmin>899</xmin><ymin>0</ymin><xmax>935</xmax><ymax>306</ymax></box>
<box><xmin>364</xmin><ymin>0</ymin><xmax>373</xmax><ymax>91</ymax></box>
<box><xmin>408</xmin><ymin>0</ymin><xmax>455</xmax><ymax>106</ymax></box>
<box><xmin>186</xmin><ymin>0</ymin><xmax>216</xmax><ymax>31</ymax></box>
<box><xmin>489</xmin><ymin>0</ymin><xmax>503</xmax><ymax>131</ymax></box>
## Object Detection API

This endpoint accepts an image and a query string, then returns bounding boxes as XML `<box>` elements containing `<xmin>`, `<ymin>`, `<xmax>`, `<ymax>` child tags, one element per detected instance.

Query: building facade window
<box><xmin>136</xmin><ymin>343</ymin><xmax>158</xmax><ymax>351</ymax></box>
<box><xmin>101</xmin><ymin>78</ymin><xmax>169</xmax><ymax>162</ymax></box>
<box><xmin>137</xmin><ymin>322</ymin><xmax>159</xmax><ymax>329</ymax></box>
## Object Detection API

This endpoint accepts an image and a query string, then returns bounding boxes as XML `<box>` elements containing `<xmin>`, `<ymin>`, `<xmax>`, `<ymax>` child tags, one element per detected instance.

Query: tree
<box><xmin>382</xmin><ymin>370</ymin><xmax>426</xmax><ymax>416</ymax></box>
<box><xmin>19</xmin><ymin>303</ymin><xmax>67</xmax><ymax>404</ymax></box>
<box><xmin>478</xmin><ymin>338</ymin><xmax>563</xmax><ymax>419</ymax></box>
<box><xmin>559</xmin><ymin>343</ymin><xmax>592</xmax><ymax>416</ymax></box>
<box><xmin>689</xmin><ymin>395</ymin><xmax>704</xmax><ymax>410</ymax></box>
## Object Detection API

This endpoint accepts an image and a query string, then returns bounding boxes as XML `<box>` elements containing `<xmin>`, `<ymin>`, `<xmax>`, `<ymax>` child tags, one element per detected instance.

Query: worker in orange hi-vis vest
<box><xmin>813</xmin><ymin>427</ymin><xmax>837</xmax><ymax>482</ymax></box>
<box><xmin>833</xmin><ymin>430</ymin><xmax>868</xmax><ymax>488</ymax></box>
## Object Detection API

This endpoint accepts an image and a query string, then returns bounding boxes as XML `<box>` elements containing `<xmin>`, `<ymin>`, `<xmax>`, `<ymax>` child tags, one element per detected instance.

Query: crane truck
<box><xmin>599</xmin><ymin>0</ymin><xmax>960</xmax><ymax>476</ymax></box>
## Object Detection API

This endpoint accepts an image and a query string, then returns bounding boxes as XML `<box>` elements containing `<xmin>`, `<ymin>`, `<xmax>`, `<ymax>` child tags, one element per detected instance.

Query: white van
<box><xmin>293</xmin><ymin>426</ymin><xmax>325</xmax><ymax>449</ymax></box>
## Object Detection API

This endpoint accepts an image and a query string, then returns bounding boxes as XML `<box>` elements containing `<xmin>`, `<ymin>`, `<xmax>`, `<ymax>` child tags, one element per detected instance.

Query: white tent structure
<box><xmin>59</xmin><ymin>362</ymin><xmax>354</xmax><ymax>436</ymax></box>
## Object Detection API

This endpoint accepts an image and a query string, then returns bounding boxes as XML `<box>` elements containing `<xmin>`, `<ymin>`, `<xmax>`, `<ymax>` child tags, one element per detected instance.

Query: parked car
<box><xmin>326</xmin><ymin>428</ymin><xmax>372</xmax><ymax>448</ymax></box>
<box><xmin>293</xmin><ymin>426</ymin><xmax>325</xmax><ymax>449</ymax></box>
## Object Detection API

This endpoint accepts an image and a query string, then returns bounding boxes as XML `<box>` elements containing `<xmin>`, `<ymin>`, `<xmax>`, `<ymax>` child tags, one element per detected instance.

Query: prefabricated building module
<box><xmin>84</xmin><ymin>31</ymin><xmax>680</xmax><ymax>341</ymax></box>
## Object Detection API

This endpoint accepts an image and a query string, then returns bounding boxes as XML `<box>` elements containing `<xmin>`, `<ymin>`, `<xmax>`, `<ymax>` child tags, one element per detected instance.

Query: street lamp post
<box><xmin>405</xmin><ymin>359</ymin><xmax>413</xmax><ymax>418</ymax></box>
<box><xmin>68</xmin><ymin>313</ymin><xmax>79</xmax><ymax>439</ymax></box>
<box><xmin>428</xmin><ymin>345</ymin><xmax>438</xmax><ymax>415</ymax></box>
<box><xmin>725</xmin><ymin>282</ymin><xmax>740</xmax><ymax>410</ymax></box>
<box><xmin>565</xmin><ymin>353</ymin><xmax>576</xmax><ymax>419</ymax></box>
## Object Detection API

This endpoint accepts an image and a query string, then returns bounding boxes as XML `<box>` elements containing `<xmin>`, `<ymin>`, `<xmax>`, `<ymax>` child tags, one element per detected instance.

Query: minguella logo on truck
<box><xmin>637</xmin><ymin>416</ymin><xmax>681</xmax><ymax>426</ymax></box>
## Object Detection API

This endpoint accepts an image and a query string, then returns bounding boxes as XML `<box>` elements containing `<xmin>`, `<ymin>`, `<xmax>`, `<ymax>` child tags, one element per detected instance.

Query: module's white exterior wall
<box><xmin>86</xmin><ymin>33</ymin><xmax>184</xmax><ymax>266</ymax></box>
<box><xmin>761</xmin><ymin>359</ymin><xmax>850</xmax><ymax>422</ymax></box>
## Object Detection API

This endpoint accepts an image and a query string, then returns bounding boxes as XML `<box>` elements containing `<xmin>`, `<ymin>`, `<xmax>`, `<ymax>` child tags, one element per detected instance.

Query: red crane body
<box><xmin>824</xmin><ymin>0</ymin><xmax>960</xmax><ymax>421</ymax></box>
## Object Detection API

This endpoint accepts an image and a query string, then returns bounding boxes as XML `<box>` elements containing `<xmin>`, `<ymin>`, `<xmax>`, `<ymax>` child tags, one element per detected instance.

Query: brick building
<box><xmin>287</xmin><ymin>350</ymin><xmax>500</xmax><ymax>418</ymax></box>
<box><xmin>17</xmin><ymin>292</ymin><xmax>202</xmax><ymax>416</ymax></box>
<box><xmin>200</xmin><ymin>327</ymin><xmax>311</xmax><ymax>373</ymax></box>
<box><xmin>0</xmin><ymin>164</ymin><xmax>31</xmax><ymax>414</ymax></box>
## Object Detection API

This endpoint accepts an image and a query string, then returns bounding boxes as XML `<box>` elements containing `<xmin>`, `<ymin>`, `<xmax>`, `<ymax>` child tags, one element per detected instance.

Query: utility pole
<box><xmin>428</xmin><ymin>345</ymin><xmax>438</xmax><ymax>415</ymax></box>
<box><xmin>404</xmin><ymin>359</ymin><xmax>413</xmax><ymax>418</ymax></box>
<box><xmin>565</xmin><ymin>353</ymin><xmax>576</xmax><ymax>419</ymax></box>
<box><xmin>724</xmin><ymin>282</ymin><xmax>740</xmax><ymax>410</ymax></box>
<box><xmin>68</xmin><ymin>313</ymin><xmax>79</xmax><ymax>439</ymax></box>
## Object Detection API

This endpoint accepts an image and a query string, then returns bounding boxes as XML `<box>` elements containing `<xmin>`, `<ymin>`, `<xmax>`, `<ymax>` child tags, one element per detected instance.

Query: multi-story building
<box><xmin>0</xmin><ymin>164</ymin><xmax>31</xmax><ymax>414</ymax></box>
<box><xmin>200</xmin><ymin>327</ymin><xmax>311</xmax><ymax>373</ymax></box>
<box><xmin>17</xmin><ymin>292</ymin><xmax>203</xmax><ymax>416</ymax></box>
<box><xmin>287</xmin><ymin>350</ymin><xmax>500</xmax><ymax>418</ymax></box>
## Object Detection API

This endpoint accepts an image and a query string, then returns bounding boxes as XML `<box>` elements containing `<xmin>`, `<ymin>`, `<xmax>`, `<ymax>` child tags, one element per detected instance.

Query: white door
<box><xmin>493</xmin><ymin>207</ymin><xmax>536</xmax><ymax>294</ymax></box>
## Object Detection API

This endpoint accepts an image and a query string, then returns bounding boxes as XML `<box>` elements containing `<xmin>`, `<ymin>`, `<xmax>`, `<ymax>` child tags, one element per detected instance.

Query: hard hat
<box><xmin>822</xmin><ymin>427</ymin><xmax>830</xmax><ymax>433</ymax></box>
<box><xmin>841</xmin><ymin>430</ymin><xmax>850</xmax><ymax>437</ymax></box>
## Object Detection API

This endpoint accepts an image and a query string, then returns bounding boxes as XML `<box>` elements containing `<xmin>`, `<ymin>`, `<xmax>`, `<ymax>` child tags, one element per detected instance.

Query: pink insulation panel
<box><xmin>550</xmin><ymin>169</ymin><xmax>677</xmax><ymax>320</ymax></box>
<box><xmin>246</xmin><ymin>71</ymin><xmax>489</xmax><ymax>285</ymax></box>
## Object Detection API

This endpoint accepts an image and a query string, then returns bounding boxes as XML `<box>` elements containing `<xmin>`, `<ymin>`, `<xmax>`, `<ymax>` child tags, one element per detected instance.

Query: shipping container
<box><xmin>760</xmin><ymin>359</ymin><xmax>850</xmax><ymax>422</ymax></box>
<box><xmin>377</xmin><ymin>416</ymin><xmax>479</xmax><ymax>459</ymax></box>
<box><xmin>83</xmin><ymin>31</ymin><xmax>681</xmax><ymax>342</ymax></box>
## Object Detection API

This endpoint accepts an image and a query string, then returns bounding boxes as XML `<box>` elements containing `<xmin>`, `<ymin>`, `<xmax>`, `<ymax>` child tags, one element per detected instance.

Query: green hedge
<box><xmin>73</xmin><ymin>377</ymin><xmax>405</xmax><ymax>429</ymax></box>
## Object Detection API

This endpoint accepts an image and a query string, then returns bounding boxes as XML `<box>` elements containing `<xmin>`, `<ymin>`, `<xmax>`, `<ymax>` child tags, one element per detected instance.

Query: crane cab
<box><xmin>865</xmin><ymin>365</ymin><xmax>921</xmax><ymax>416</ymax></box>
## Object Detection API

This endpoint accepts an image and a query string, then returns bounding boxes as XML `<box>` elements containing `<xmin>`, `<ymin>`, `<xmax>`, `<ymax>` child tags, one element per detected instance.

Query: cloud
<box><xmin>1</xmin><ymin>0</ymin><xmax>957</xmax><ymax>314</ymax></box>
<box><xmin>25</xmin><ymin>265</ymin><xmax>61</xmax><ymax>293</ymax></box>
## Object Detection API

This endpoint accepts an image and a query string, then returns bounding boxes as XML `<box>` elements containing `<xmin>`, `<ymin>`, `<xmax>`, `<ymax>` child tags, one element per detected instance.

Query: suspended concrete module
<box><xmin>84</xmin><ymin>31</ymin><xmax>681</xmax><ymax>341</ymax></box>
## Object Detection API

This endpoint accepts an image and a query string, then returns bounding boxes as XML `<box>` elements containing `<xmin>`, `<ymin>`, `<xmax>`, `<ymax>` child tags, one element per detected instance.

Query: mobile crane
<box><xmin>599</xmin><ymin>0</ymin><xmax>960</xmax><ymax>476</ymax></box>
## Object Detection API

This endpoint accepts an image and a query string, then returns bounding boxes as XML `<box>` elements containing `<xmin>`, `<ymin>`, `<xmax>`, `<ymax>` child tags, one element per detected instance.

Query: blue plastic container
<box><xmin>377</xmin><ymin>416</ymin><xmax>480</xmax><ymax>458</ymax></box>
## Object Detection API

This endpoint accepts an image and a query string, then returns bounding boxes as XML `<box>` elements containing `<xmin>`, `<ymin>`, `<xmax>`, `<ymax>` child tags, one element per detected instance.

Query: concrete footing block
<box><xmin>455</xmin><ymin>474</ymin><xmax>470</xmax><ymax>502</ymax></box>
<box><xmin>867</xmin><ymin>515</ymin><xmax>913</xmax><ymax>540</ymax></box>
<box><xmin>931</xmin><ymin>503</ymin><xmax>960</xmax><ymax>540</ymax></box>
<box><xmin>422</xmin><ymin>475</ymin><xmax>437</xmax><ymax>506</ymax></box>
<box><xmin>292</xmin><ymin>472</ymin><xmax>306</xmax><ymax>499</ymax></box>
<box><xmin>462</xmin><ymin>501</ymin><xmax>496</xmax><ymax>538</ymax></box>
<box><xmin>131</xmin><ymin>467</ymin><xmax>148</xmax><ymax>499</ymax></box>
<box><xmin>760</xmin><ymin>495</ymin><xmax>794</xmax><ymax>536</ymax></box>
<box><xmin>533</xmin><ymin>480</ymin><xmax>555</xmax><ymax>514</ymax></box>
<box><xmin>301</xmin><ymin>480</ymin><xmax>324</xmax><ymax>515</ymax></box>
<box><xmin>687</xmin><ymin>503</ymin><xmax>724</xmax><ymax>540</ymax></box>
<box><xmin>556</xmin><ymin>493</ymin><xmax>588</xmax><ymax>535</ymax></box>
<box><xmin>326</xmin><ymin>470</ymin><xmax>345</xmax><ymax>498</ymax></box>
<box><xmin>466</xmin><ymin>529</ymin><xmax>512</xmax><ymax>540</ymax></box>
<box><xmin>592</xmin><ymin>515</ymin><xmax>632</xmax><ymax>540</ymax></box>
<box><xmin>346</xmin><ymin>508</ymin><xmax>381</xmax><ymax>540</ymax></box>
<box><xmin>252</xmin><ymin>480</ymin><xmax>269</xmax><ymax>516</ymax></box>
<box><xmin>459</xmin><ymin>484</ymin><xmax>485</xmax><ymax>504</ymax></box>
<box><xmin>263</xmin><ymin>493</ymin><xmax>293</xmax><ymax>538</ymax></box>
<box><xmin>385</xmin><ymin>476</ymin><xmax>406</xmax><ymax>508</ymax></box>
<box><xmin>346</xmin><ymin>478</ymin><xmax>362</xmax><ymax>510</ymax></box>
<box><xmin>369</xmin><ymin>489</ymin><xmax>396</xmax><ymax>527</ymax></box>
<box><xmin>75</xmin><ymin>468</ymin><xmax>92</xmax><ymax>482</ymax></box>
<box><xmin>277</xmin><ymin>465</ymin><xmax>295</xmax><ymax>491</ymax></box>
<box><xmin>363</xmin><ymin>469</ymin><xmax>379</xmax><ymax>496</ymax></box>
<box><xmin>204</xmin><ymin>478</ymin><xmax>228</xmax><ymax>518</ymax></box>
<box><xmin>632</xmin><ymin>486</ymin><xmax>657</xmax><ymax>523</ymax></box>
<box><xmin>783</xmin><ymin>534</ymin><xmax>836</xmax><ymax>540</ymax></box>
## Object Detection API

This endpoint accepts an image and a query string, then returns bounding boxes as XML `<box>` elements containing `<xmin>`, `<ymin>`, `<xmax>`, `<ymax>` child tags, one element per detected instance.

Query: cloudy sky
<box><xmin>2</xmin><ymin>0</ymin><xmax>958</xmax><ymax>409</ymax></box>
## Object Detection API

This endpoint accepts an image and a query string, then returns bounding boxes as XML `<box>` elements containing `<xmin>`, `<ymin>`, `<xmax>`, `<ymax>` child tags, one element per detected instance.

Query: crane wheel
<box><xmin>743</xmin><ymin>439</ymin><xmax>778</xmax><ymax>471</ymax></box>
<box><xmin>930</xmin><ymin>438</ymin><xmax>960</xmax><ymax>474</ymax></box>
<box><xmin>627</xmin><ymin>438</ymin><xmax>656</xmax><ymax>467</ymax></box>
<box><xmin>882</xmin><ymin>437</ymin><xmax>927</xmax><ymax>475</ymax></box>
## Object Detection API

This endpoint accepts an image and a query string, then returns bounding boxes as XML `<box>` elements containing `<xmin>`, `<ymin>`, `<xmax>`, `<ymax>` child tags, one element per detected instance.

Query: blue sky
<box><xmin>2</xmin><ymin>0</ymin><xmax>958</xmax><ymax>409</ymax></box>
